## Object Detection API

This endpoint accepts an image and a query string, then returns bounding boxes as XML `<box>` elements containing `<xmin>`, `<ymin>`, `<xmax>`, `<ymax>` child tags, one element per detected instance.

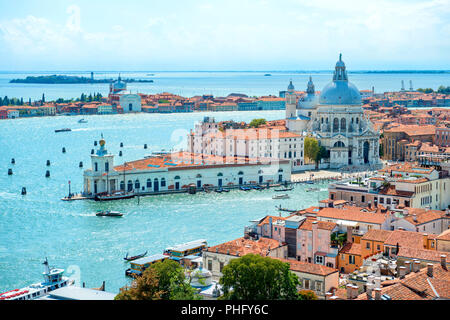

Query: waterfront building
<box><xmin>37</xmin><ymin>286</ymin><xmax>116</xmax><ymax>300</ymax></box>
<box><xmin>83</xmin><ymin>137</ymin><xmax>291</xmax><ymax>196</ymax></box>
<box><xmin>328</xmin><ymin>162</ymin><xmax>450</xmax><ymax>210</ymax></box>
<box><xmin>436</xmin><ymin>126</ymin><xmax>450</xmax><ymax>147</ymax></box>
<box><xmin>119</xmin><ymin>94</ymin><xmax>142</xmax><ymax>113</ymax></box>
<box><xmin>187</xmin><ymin>117</ymin><xmax>306</xmax><ymax>172</ymax></box>
<box><xmin>97</xmin><ymin>104</ymin><xmax>114</xmax><ymax>115</ymax></box>
<box><xmin>256</xmin><ymin>96</ymin><xmax>286</xmax><ymax>110</ymax></box>
<box><xmin>288</xmin><ymin>54</ymin><xmax>381</xmax><ymax>169</ymax></box>
<box><xmin>7</xmin><ymin>109</ymin><xmax>19</xmax><ymax>119</ymax></box>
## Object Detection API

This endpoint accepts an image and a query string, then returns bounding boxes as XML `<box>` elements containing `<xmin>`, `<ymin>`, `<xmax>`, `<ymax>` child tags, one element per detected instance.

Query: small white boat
<box><xmin>306</xmin><ymin>187</ymin><xmax>320</xmax><ymax>192</ymax></box>
<box><xmin>0</xmin><ymin>258</ymin><xmax>73</xmax><ymax>300</ymax></box>
<box><xmin>78</xmin><ymin>119</ymin><xmax>88</xmax><ymax>123</ymax></box>
<box><xmin>272</xmin><ymin>194</ymin><xmax>290</xmax><ymax>199</ymax></box>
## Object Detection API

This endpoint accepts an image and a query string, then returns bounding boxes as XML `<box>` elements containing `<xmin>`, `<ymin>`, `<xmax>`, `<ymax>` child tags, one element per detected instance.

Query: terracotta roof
<box><xmin>355</xmin><ymin>264</ymin><xmax>450</xmax><ymax>300</ymax></box>
<box><xmin>273</xmin><ymin>258</ymin><xmax>339</xmax><ymax>276</ymax></box>
<box><xmin>257</xmin><ymin>215</ymin><xmax>287</xmax><ymax>227</ymax></box>
<box><xmin>384</xmin><ymin>230</ymin><xmax>430</xmax><ymax>249</ymax></box>
<box><xmin>113</xmin><ymin>151</ymin><xmax>286</xmax><ymax>172</ymax></box>
<box><xmin>437</xmin><ymin>229</ymin><xmax>450</xmax><ymax>241</ymax></box>
<box><xmin>317</xmin><ymin>206</ymin><xmax>389</xmax><ymax>225</ymax></box>
<box><xmin>361</xmin><ymin>229</ymin><xmax>392</xmax><ymax>242</ymax></box>
<box><xmin>340</xmin><ymin>242</ymin><xmax>362</xmax><ymax>256</ymax></box>
<box><xmin>397</xmin><ymin>247</ymin><xmax>450</xmax><ymax>264</ymax></box>
<box><xmin>403</xmin><ymin>210</ymin><xmax>445</xmax><ymax>226</ymax></box>
<box><xmin>298</xmin><ymin>217</ymin><xmax>337</xmax><ymax>231</ymax></box>
<box><xmin>206</xmin><ymin>237</ymin><xmax>284</xmax><ymax>257</ymax></box>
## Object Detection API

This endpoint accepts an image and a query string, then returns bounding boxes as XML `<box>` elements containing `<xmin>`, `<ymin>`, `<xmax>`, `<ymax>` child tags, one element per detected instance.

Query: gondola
<box><xmin>214</xmin><ymin>188</ymin><xmax>223</xmax><ymax>193</ymax></box>
<box><xmin>124</xmin><ymin>251</ymin><xmax>148</xmax><ymax>262</ymax></box>
<box><xmin>240</xmin><ymin>186</ymin><xmax>251</xmax><ymax>191</ymax></box>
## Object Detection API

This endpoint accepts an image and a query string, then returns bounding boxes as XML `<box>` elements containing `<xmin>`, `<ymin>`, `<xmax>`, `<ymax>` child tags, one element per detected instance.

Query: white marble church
<box><xmin>286</xmin><ymin>54</ymin><xmax>381</xmax><ymax>169</ymax></box>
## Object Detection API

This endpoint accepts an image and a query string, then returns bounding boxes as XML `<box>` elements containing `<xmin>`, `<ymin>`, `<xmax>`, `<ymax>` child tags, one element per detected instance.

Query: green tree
<box><xmin>219</xmin><ymin>254</ymin><xmax>299</xmax><ymax>300</ymax></box>
<box><xmin>115</xmin><ymin>267</ymin><xmax>163</xmax><ymax>300</ymax></box>
<box><xmin>304</xmin><ymin>137</ymin><xmax>320</xmax><ymax>168</ymax></box>
<box><xmin>115</xmin><ymin>259</ymin><xmax>201</xmax><ymax>300</ymax></box>
<box><xmin>249</xmin><ymin>118</ymin><xmax>266</xmax><ymax>128</ymax></box>
<box><xmin>298</xmin><ymin>290</ymin><xmax>318</xmax><ymax>300</ymax></box>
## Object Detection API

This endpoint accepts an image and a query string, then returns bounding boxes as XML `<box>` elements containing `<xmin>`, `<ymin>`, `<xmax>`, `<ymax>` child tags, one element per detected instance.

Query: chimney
<box><xmin>441</xmin><ymin>255</ymin><xmax>447</xmax><ymax>269</ymax></box>
<box><xmin>366</xmin><ymin>283</ymin><xmax>374</xmax><ymax>299</ymax></box>
<box><xmin>423</xmin><ymin>233</ymin><xmax>428</xmax><ymax>249</ymax></box>
<box><xmin>374</xmin><ymin>288</ymin><xmax>382</xmax><ymax>300</ymax></box>
<box><xmin>398</xmin><ymin>266</ymin><xmax>406</xmax><ymax>279</ymax></box>
<box><xmin>346</xmin><ymin>226</ymin><xmax>353</xmax><ymax>243</ymax></box>
<box><xmin>412</xmin><ymin>214</ymin><xmax>417</xmax><ymax>222</ymax></box>
<box><xmin>427</xmin><ymin>263</ymin><xmax>433</xmax><ymax>277</ymax></box>
<box><xmin>404</xmin><ymin>261</ymin><xmax>411</xmax><ymax>274</ymax></box>
<box><xmin>346</xmin><ymin>284</ymin><xmax>354</xmax><ymax>299</ymax></box>
<box><xmin>367</xmin><ymin>275</ymin><xmax>375</xmax><ymax>284</ymax></box>
<box><xmin>351</xmin><ymin>285</ymin><xmax>359</xmax><ymax>299</ymax></box>
<box><xmin>413</xmin><ymin>260</ymin><xmax>421</xmax><ymax>272</ymax></box>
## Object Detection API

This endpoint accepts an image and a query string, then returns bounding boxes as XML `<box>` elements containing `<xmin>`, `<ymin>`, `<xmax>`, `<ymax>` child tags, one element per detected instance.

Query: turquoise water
<box><xmin>0</xmin><ymin>71</ymin><xmax>449</xmax><ymax>101</ymax></box>
<box><xmin>0</xmin><ymin>110</ymin><xmax>330</xmax><ymax>293</ymax></box>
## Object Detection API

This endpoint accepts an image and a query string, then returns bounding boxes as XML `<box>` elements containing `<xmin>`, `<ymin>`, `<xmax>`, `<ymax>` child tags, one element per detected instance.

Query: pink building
<box><xmin>436</xmin><ymin>127</ymin><xmax>450</xmax><ymax>147</ymax></box>
<box><xmin>249</xmin><ymin>215</ymin><xmax>339</xmax><ymax>268</ymax></box>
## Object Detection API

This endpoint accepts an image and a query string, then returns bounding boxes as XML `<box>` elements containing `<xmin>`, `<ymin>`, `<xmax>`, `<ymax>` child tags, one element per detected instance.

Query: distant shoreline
<box><xmin>9</xmin><ymin>75</ymin><xmax>154</xmax><ymax>84</ymax></box>
<box><xmin>2</xmin><ymin>70</ymin><xmax>450</xmax><ymax>74</ymax></box>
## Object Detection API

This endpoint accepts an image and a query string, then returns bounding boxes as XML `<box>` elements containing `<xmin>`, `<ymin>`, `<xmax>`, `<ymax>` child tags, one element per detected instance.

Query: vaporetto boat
<box><xmin>0</xmin><ymin>258</ymin><xmax>74</xmax><ymax>300</ymax></box>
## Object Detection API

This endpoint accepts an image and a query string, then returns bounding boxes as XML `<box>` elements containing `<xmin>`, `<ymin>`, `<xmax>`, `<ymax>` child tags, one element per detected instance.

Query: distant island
<box><xmin>10</xmin><ymin>75</ymin><xmax>154</xmax><ymax>84</ymax></box>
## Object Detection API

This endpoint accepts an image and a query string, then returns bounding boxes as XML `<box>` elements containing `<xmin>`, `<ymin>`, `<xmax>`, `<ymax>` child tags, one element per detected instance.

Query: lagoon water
<box><xmin>1</xmin><ymin>70</ymin><xmax>449</xmax><ymax>101</ymax></box>
<box><xmin>0</xmin><ymin>110</ymin><xmax>332</xmax><ymax>293</ymax></box>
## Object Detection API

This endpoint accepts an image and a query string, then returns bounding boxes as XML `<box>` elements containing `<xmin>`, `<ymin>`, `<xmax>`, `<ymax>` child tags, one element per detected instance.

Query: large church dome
<box><xmin>319</xmin><ymin>54</ymin><xmax>362</xmax><ymax>105</ymax></box>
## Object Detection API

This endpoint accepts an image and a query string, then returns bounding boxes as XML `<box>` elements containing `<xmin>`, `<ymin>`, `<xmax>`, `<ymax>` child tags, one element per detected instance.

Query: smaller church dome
<box><xmin>287</xmin><ymin>80</ymin><xmax>295</xmax><ymax>91</ymax></box>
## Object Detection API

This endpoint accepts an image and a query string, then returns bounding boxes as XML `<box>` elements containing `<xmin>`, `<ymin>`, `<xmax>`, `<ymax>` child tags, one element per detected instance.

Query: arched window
<box><xmin>127</xmin><ymin>180</ymin><xmax>133</xmax><ymax>192</ymax></box>
<box><xmin>238</xmin><ymin>171</ymin><xmax>244</xmax><ymax>175</ymax></box>
<box><xmin>278</xmin><ymin>168</ymin><xmax>283</xmax><ymax>172</ymax></box>
<box><xmin>94</xmin><ymin>162</ymin><xmax>98</xmax><ymax>172</ymax></box>
<box><xmin>258</xmin><ymin>169</ymin><xmax>263</xmax><ymax>174</ymax></box>
<box><xmin>105</xmin><ymin>162</ymin><xmax>109</xmax><ymax>172</ymax></box>
<box><xmin>333</xmin><ymin>141</ymin><xmax>345</xmax><ymax>148</ymax></box>
<box><xmin>135</xmin><ymin>179</ymin><xmax>140</xmax><ymax>189</ymax></box>
<box><xmin>196</xmin><ymin>174</ymin><xmax>202</xmax><ymax>178</ymax></box>
<box><xmin>161</xmin><ymin>177</ymin><xmax>166</xmax><ymax>187</ymax></box>
<box><xmin>120</xmin><ymin>181</ymin><xmax>125</xmax><ymax>191</ymax></box>
<box><xmin>174</xmin><ymin>176</ymin><xmax>180</xmax><ymax>180</ymax></box>
<box><xmin>333</xmin><ymin>118</ymin><xmax>339</xmax><ymax>131</ymax></box>
<box><xmin>340</xmin><ymin>118</ymin><xmax>346</xmax><ymax>131</ymax></box>
<box><xmin>146</xmin><ymin>179</ymin><xmax>152</xmax><ymax>188</ymax></box>
<box><xmin>217</xmin><ymin>173</ymin><xmax>223</xmax><ymax>177</ymax></box>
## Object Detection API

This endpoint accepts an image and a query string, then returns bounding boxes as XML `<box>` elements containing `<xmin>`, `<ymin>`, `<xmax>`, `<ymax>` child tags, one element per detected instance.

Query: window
<box><xmin>315</xmin><ymin>255</ymin><xmax>324</xmax><ymax>264</ymax></box>
<box><xmin>349</xmin><ymin>255</ymin><xmax>355</xmax><ymax>264</ymax></box>
<box><xmin>208</xmin><ymin>260</ymin><xmax>212</xmax><ymax>271</ymax></box>
<box><xmin>135</xmin><ymin>180</ymin><xmax>140</xmax><ymax>189</ymax></box>
<box><xmin>219</xmin><ymin>262</ymin><xmax>224</xmax><ymax>272</ymax></box>
<box><xmin>147</xmin><ymin>179</ymin><xmax>152</xmax><ymax>188</ymax></box>
<box><xmin>366</xmin><ymin>242</ymin><xmax>371</xmax><ymax>249</ymax></box>
<box><xmin>94</xmin><ymin>162</ymin><xmax>98</xmax><ymax>171</ymax></box>
<box><xmin>304</xmin><ymin>279</ymin><xmax>310</xmax><ymax>289</ymax></box>
<box><xmin>105</xmin><ymin>162</ymin><xmax>109</xmax><ymax>172</ymax></box>
<box><xmin>161</xmin><ymin>178</ymin><xmax>166</xmax><ymax>187</ymax></box>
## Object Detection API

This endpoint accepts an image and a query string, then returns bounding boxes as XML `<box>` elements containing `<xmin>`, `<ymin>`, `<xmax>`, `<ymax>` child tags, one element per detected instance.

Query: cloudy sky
<box><xmin>0</xmin><ymin>0</ymin><xmax>449</xmax><ymax>71</ymax></box>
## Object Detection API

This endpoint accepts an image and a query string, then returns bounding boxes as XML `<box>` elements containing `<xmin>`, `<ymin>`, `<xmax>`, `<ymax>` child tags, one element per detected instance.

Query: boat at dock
<box><xmin>272</xmin><ymin>194</ymin><xmax>290</xmax><ymax>199</ymax></box>
<box><xmin>55</xmin><ymin>128</ymin><xmax>71</xmax><ymax>133</ymax></box>
<box><xmin>95</xmin><ymin>210</ymin><xmax>123</xmax><ymax>217</ymax></box>
<box><xmin>124</xmin><ymin>251</ymin><xmax>148</xmax><ymax>262</ymax></box>
<box><xmin>78</xmin><ymin>119</ymin><xmax>88</xmax><ymax>123</ymax></box>
<box><xmin>94</xmin><ymin>191</ymin><xmax>135</xmax><ymax>201</ymax></box>
<box><xmin>163</xmin><ymin>239</ymin><xmax>208</xmax><ymax>260</ymax></box>
<box><xmin>0</xmin><ymin>258</ymin><xmax>73</xmax><ymax>300</ymax></box>
<box><xmin>239</xmin><ymin>186</ymin><xmax>251</xmax><ymax>191</ymax></box>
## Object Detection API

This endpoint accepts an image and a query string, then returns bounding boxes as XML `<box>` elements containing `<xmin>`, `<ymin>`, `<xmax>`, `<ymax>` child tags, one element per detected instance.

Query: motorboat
<box><xmin>272</xmin><ymin>194</ymin><xmax>290</xmax><ymax>199</ymax></box>
<box><xmin>274</xmin><ymin>187</ymin><xmax>293</xmax><ymax>192</ymax></box>
<box><xmin>0</xmin><ymin>258</ymin><xmax>73</xmax><ymax>300</ymax></box>
<box><xmin>78</xmin><ymin>119</ymin><xmax>88</xmax><ymax>123</ymax></box>
<box><xmin>55</xmin><ymin>128</ymin><xmax>71</xmax><ymax>133</ymax></box>
<box><xmin>95</xmin><ymin>210</ymin><xmax>123</xmax><ymax>217</ymax></box>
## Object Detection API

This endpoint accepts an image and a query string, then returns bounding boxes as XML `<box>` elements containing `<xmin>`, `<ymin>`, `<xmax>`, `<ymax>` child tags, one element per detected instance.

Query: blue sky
<box><xmin>0</xmin><ymin>0</ymin><xmax>449</xmax><ymax>71</ymax></box>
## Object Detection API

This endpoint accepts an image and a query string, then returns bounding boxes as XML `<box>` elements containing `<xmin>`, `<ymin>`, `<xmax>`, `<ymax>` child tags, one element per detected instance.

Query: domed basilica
<box><xmin>285</xmin><ymin>54</ymin><xmax>381</xmax><ymax>169</ymax></box>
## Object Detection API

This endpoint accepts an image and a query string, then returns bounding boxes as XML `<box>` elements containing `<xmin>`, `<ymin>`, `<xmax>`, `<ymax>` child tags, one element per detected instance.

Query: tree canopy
<box><xmin>115</xmin><ymin>259</ymin><xmax>201</xmax><ymax>300</ymax></box>
<box><xmin>249</xmin><ymin>118</ymin><xmax>267</xmax><ymax>128</ymax></box>
<box><xmin>298</xmin><ymin>290</ymin><xmax>318</xmax><ymax>300</ymax></box>
<box><xmin>219</xmin><ymin>254</ymin><xmax>299</xmax><ymax>300</ymax></box>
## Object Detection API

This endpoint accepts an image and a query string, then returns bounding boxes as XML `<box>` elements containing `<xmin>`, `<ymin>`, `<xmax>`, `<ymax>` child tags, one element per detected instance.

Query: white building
<box><xmin>288</xmin><ymin>54</ymin><xmax>382</xmax><ymax>169</ymax></box>
<box><xmin>187</xmin><ymin>117</ymin><xmax>306</xmax><ymax>172</ymax></box>
<box><xmin>83</xmin><ymin>138</ymin><xmax>291</xmax><ymax>196</ymax></box>
<box><xmin>120</xmin><ymin>93</ymin><xmax>142</xmax><ymax>113</ymax></box>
